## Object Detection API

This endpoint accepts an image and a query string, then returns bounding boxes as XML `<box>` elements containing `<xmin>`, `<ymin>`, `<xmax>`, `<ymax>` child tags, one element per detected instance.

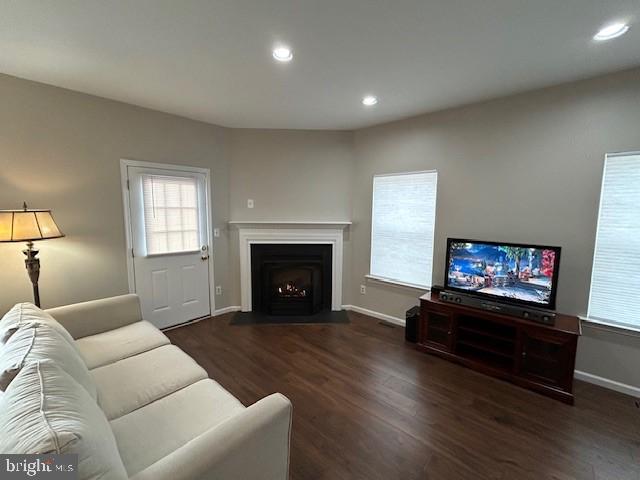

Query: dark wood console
<box><xmin>418</xmin><ymin>292</ymin><xmax>581</xmax><ymax>404</ymax></box>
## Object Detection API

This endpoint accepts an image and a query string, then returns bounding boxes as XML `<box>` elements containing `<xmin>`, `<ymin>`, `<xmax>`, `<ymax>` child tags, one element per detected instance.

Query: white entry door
<box><xmin>126</xmin><ymin>165</ymin><xmax>211</xmax><ymax>328</ymax></box>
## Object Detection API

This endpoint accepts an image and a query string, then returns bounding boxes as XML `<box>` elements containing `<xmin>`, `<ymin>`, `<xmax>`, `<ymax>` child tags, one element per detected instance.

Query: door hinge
<box><xmin>131</xmin><ymin>248</ymin><xmax>135</xmax><ymax>258</ymax></box>
<box><xmin>126</xmin><ymin>179</ymin><xmax>130</xmax><ymax>190</ymax></box>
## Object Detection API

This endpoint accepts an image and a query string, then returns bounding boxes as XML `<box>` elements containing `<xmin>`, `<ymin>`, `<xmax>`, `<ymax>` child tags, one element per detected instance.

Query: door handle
<box><xmin>201</xmin><ymin>245</ymin><xmax>209</xmax><ymax>261</ymax></box>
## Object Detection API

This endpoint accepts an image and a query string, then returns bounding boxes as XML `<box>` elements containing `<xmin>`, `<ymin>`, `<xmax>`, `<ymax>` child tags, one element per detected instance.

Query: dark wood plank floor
<box><xmin>166</xmin><ymin>312</ymin><xmax>640</xmax><ymax>480</ymax></box>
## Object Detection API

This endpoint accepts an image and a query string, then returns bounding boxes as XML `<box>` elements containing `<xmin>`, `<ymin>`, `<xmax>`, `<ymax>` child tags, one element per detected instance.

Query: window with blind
<box><xmin>369</xmin><ymin>170</ymin><xmax>438</xmax><ymax>288</ymax></box>
<box><xmin>588</xmin><ymin>152</ymin><xmax>640</xmax><ymax>330</ymax></box>
<box><xmin>142</xmin><ymin>175</ymin><xmax>200</xmax><ymax>255</ymax></box>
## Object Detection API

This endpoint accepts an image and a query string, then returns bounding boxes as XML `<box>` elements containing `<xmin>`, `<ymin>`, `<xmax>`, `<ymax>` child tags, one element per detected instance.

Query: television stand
<box><xmin>417</xmin><ymin>292</ymin><xmax>581</xmax><ymax>404</ymax></box>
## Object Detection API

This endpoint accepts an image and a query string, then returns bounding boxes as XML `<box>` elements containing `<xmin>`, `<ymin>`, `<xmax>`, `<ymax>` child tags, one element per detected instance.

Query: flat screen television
<box><xmin>445</xmin><ymin>239</ymin><xmax>561</xmax><ymax>310</ymax></box>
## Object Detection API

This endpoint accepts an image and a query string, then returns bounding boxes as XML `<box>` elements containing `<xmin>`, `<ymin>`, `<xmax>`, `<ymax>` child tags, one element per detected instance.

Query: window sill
<box><xmin>365</xmin><ymin>275</ymin><xmax>429</xmax><ymax>291</ymax></box>
<box><xmin>579</xmin><ymin>316</ymin><xmax>640</xmax><ymax>338</ymax></box>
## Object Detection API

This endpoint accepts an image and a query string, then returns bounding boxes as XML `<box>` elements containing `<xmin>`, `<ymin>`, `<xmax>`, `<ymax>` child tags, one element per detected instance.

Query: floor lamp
<box><xmin>0</xmin><ymin>203</ymin><xmax>64</xmax><ymax>307</ymax></box>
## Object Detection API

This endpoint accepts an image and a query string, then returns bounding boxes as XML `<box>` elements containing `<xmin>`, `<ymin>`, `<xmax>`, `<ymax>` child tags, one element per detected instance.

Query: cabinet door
<box><xmin>421</xmin><ymin>309</ymin><xmax>454</xmax><ymax>352</ymax></box>
<box><xmin>519</xmin><ymin>329</ymin><xmax>575</xmax><ymax>390</ymax></box>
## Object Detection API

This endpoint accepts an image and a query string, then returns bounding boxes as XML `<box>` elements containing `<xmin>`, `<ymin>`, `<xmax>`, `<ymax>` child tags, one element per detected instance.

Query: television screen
<box><xmin>445</xmin><ymin>239</ymin><xmax>561</xmax><ymax>309</ymax></box>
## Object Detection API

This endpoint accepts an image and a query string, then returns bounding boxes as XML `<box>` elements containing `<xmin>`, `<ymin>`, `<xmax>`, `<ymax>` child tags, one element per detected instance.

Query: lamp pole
<box><xmin>23</xmin><ymin>240</ymin><xmax>41</xmax><ymax>307</ymax></box>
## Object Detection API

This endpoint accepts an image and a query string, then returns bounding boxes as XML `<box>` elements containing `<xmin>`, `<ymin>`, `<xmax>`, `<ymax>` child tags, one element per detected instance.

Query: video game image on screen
<box><xmin>447</xmin><ymin>241</ymin><xmax>557</xmax><ymax>306</ymax></box>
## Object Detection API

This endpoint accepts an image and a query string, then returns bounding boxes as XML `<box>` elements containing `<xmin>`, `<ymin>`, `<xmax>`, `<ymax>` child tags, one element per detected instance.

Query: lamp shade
<box><xmin>0</xmin><ymin>207</ymin><xmax>64</xmax><ymax>242</ymax></box>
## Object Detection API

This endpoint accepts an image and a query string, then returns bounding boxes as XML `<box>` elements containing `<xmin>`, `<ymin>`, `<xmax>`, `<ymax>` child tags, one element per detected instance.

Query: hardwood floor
<box><xmin>166</xmin><ymin>311</ymin><xmax>640</xmax><ymax>480</ymax></box>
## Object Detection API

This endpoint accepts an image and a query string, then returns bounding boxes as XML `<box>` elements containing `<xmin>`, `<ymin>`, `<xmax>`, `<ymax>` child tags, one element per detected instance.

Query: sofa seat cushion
<box><xmin>0</xmin><ymin>323</ymin><xmax>97</xmax><ymax>400</ymax></box>
<box><xmin>91</xmin><ymin>345</ymin><xmax>208</xmax><ymax>420</ymax></box>
<box><xmin>0</xmin><ymin>361</ymin><xmax>128</xmax><ymax>480</ymax></box>
<box><xmin>110</xmin><ymin>379</ymin><xmax>245</xmax><ymax>476</ymax></box>
<box><xmin>75</xmin><ymin>320</ymin><xmax>170</xmax><ymax>369</ymax></box>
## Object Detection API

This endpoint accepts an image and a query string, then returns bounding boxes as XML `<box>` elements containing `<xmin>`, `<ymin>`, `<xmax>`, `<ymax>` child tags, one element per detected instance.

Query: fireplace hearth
<box><xmin>251</xmin><ymin>244</ymin><xmax>332</xmax><ymax>315</ymax></box>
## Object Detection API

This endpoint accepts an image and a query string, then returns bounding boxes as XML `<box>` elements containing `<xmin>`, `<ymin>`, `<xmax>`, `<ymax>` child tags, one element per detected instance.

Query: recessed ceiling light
<box><xmin>272</xmin><ymin>46</ymin><xmax>293</xmax><ymax>62</ymax></box>
<box><xmin>362</xmin><ymin>95</ymin><xmax>378</xmax><ymax>106</ymax></box>
<box><xmin>593</xmin><ymin>22</ymin><xmax>629</xmax><ymax>41</ymax></box>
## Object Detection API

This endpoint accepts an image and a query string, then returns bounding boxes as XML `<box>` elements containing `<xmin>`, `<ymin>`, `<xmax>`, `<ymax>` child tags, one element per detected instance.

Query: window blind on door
<box><xmin>142</xmin><ymin>175</ymin><xmax>200</xmax><ymax>255</ymax></box>
<box><xmin>370</xmin><ymin>170</ymin><xmax>438</xmax><ymax>288</ymax></box>
<box><xmin>588</xmin><ymin>152</ymin><xmax>640</xmax><ymax>329</ymax></box>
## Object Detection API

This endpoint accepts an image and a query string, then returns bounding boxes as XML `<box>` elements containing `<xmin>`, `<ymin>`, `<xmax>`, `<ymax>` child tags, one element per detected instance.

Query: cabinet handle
<box><xmin>522</xmin><ymin>351</ymin><xmax>527</xmax><ymax>358</ymax></box>
<box><xmin>447</xmin><ymin>330</ymin><xmax>452</xmax><ymax>335</ymax></box>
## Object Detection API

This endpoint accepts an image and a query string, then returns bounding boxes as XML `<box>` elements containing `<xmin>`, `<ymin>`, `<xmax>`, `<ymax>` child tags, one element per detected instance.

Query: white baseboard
<box><xmin>213</xmin><ymin>305</ymin><xmax>242</xmax><ymax>316</ymax></box>
<box><xmin>342</xmin><ymin>304</ymin><xmax>406</xmax><ymax>327</ymax></box>
<box><xmin>574</xmin><ymin>370</ymin><xmax>640</xmax><ymax>398</ymax></box>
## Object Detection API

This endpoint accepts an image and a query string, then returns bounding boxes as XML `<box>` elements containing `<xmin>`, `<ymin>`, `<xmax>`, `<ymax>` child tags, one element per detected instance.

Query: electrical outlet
<box><xmin>213</xmin><ymin>228</ymin><xmax>220</xmax><ymax>237</ymax></box>
<box><xmin>360</xmin><ymin>285</ymin><xmax>366</xmax><ymax>294</ymax></box>
<box><xmin>247</xmin><ymin>199</ymin><xmax>254</xmax><ymax>209</ymax></box>
<box><xmin>215</xmin><ymin>285</ymin><xmax>222</xmax><ymax>295</ymax></box>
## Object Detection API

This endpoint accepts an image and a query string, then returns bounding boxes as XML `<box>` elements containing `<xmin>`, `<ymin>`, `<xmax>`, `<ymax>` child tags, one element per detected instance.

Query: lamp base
<box><xmin>23</xmin><ymin>241</ymin><xmax>41</xmax><ymax>307</ymax></box>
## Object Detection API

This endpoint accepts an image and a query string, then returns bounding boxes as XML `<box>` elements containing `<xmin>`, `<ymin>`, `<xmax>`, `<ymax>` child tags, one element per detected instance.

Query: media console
<box><xmin>418</xmin><ymin>291</ymin><xmax>581</xmax><ymax>404</ymax></box>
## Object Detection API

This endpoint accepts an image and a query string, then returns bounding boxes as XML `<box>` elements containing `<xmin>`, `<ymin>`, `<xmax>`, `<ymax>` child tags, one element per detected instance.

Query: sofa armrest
<box><xmin>46</xmin><ymin>294</ymin><xmax>143</xmax><ymax>339</ymax></box>
<box><xmin>131</xmin><ymin>393</ymin><xmax>292</xmax><ymax>480</ymax></box>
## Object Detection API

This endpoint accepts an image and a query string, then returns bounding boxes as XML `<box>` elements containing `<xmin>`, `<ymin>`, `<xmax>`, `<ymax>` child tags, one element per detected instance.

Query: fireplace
<box><xmin>251</xmin><ymin>244</ymin><xmax>332</xmax><ymax>315</ymax></box>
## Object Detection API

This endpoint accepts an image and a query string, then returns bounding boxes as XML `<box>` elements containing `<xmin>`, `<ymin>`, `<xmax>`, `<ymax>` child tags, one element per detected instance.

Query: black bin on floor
<box><xmin>405</xmin><ymin>306</ymin><xmax>420</xmax><ymax>342</ymax></box>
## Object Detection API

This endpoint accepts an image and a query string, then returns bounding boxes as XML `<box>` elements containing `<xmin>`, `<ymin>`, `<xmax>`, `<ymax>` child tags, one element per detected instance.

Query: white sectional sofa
<box><xmin>0</xmin><ymin>294</ymin><xmax>292</xmax><ymax>480</ymax></box>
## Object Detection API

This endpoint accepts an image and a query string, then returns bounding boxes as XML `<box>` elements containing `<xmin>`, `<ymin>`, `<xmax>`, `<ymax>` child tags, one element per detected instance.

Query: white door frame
<box><xmin>119</xmin><ymin>158</ymin><xmax>216</xmax><ymax>316</ymax></box>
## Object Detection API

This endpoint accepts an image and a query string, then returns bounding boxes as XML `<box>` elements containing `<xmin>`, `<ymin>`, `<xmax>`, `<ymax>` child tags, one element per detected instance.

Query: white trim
<box><xmin>342</xmin><ymin>304</ymin><xmax>406</xmax><ymax>326</ymax></box>
<box><xmin>230</xmin><ymin>220</ymin><xmax>351</xmax><ymax>226</ymax></box>
<box><xmin>372</xmin><ymin>169</ymin><xmax>438</xmax><ymax>178</ymax></box>
<box><xmin>120</xmin><ymin>162</ymin><xmax>136</xmax><ymax>293</ymax></box>
<box><xmin>119</xmin><ymin>159</ymin><xmax>216</xmax><ymax>316</ymax></box>
<box><xmin>579</xmin><ymin>316</ymin><xmax>640</xmax><ymax>337</ymax></box>
<box><xmin>213</xmin><ymin>305</ymin><xmax>242</xmax><ymax>316</ymax></box>
<box><xmin>238</xmin><ymin>227</ymin><xmax>344</xmax><ymax>312</ymax></box>
<box><xmin>365</xmin><ymin>274</ymin><xmax>429</xmax><ymax>291</ymax></box>
<box><xmin>574</xmin><ymin>370</ymin><xmax>640</xmax><ymax>397</ymax></box>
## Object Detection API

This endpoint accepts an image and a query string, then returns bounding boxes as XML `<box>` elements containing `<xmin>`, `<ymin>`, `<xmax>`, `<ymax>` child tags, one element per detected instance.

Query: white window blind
<box><xmin>370</xmin><ymin>170</ymin><xmax>437</xmax><ymax>288</ymax></box>
<box><xmin>142</xmin><ymin>175</ymin><xmax>200</xmax><ymax>255</ymax></box>
<box><xmin>588</xmin><ymin>152</ymin><xmax>640</xmax><ymax>330</ymax></box>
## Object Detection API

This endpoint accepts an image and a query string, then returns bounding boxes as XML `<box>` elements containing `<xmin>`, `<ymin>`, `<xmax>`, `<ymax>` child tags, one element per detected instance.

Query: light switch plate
<box><xmin>247</xmin><ymin>199</ymin><xmax>254</xmax><ymax>208</ymax></box>
<box><xmin>215</xmin><ymin>286</ymin><xmax>222</xmax><ymax>295</ymax></box>
<box><xmin>213</xmin><ymin>228</ymin><xmax>220</xmax><ymax>237</ymax></box>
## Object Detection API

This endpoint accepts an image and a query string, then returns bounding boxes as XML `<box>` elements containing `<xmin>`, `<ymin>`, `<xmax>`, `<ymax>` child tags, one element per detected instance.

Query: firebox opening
<box><xmin>251</xmin><ymin>244</ymin><xmax>332</xmax><ymax>316</ymax></box>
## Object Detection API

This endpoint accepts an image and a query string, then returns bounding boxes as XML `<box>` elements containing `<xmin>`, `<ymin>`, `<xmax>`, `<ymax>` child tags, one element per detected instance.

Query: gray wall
<box><xmin>0</xmin><ymin>74</ymin><xmax>233</xmax><ymax>312</ymax></box>
<box><xmin>229</xmin><ymin>129</ymin><xmax>353</xmax><ymax>221</ymax></box>
<box><xmin>350</xmin><ymin>68</ymin><xmax>640</xmax><ymax>388</ymax></box>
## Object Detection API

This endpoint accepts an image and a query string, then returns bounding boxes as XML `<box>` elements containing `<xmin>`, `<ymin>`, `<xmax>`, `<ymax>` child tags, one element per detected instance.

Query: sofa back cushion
<box><xmin>0</xmin><ymin>361</ymin><xmax>127</xmax><ymax>480</ymax></box>
<box><xmin>0</xmin><ymin>303</ymin><xmax>77</xmax><ymax>349</ymax></box>
<box><xmin>46</xmin><ymin>294</ymin><xmax>143</xmax><ymax>340</ymax></box>
<box><xmin>0</xmin><ymin>323</ymin><xmax>97</xmax><ymax>399</ymax></box>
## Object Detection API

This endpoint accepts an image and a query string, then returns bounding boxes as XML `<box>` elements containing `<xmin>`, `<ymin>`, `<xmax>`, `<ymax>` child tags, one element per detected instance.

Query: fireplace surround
<box><xmin>235</xmin><ymin>223</ymin><xmax>349</xmax><ymax>312</ymax></box>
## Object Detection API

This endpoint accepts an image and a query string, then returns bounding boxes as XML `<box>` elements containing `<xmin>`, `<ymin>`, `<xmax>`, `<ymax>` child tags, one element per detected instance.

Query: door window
<box><xmin>142</xmin><ymin>175</ymin><xmax>200</xmax><ymax>255</ymax></box>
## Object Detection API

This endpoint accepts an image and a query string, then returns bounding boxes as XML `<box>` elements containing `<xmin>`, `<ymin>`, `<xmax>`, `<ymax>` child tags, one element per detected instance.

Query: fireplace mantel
<box><xmin>229</xmin><ymin>220</ymin><xmax>351</xmax><ymax>228</ymax></box>
<box><xmin>236</xmin><ymin>224</ymin><xmax>346</xmax><ymax>312</ymax></box>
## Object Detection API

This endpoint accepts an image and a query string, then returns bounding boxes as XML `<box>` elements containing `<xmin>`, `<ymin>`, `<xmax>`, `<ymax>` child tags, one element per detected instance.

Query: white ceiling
<box><xmin>0</xmin><ymin>0</ymin><xmax>639</xmax><ymax>130</ymax></box>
